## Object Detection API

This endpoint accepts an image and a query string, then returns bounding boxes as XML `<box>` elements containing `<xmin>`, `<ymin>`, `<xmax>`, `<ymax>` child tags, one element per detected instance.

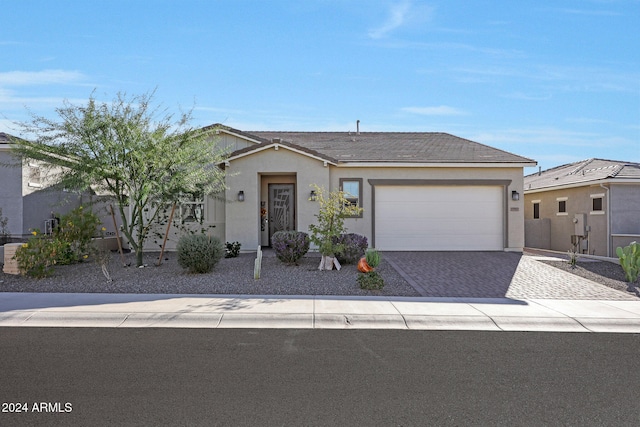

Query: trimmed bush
<box><xmin>272</xmin><ymin>230</ymin><xmax>310</xmax><ymax>265</ymax></box>
<box><xmin>13</xmin><ymin>230</ymin><xmax>57</xmax><ymax>278</ymax></box>
<box><xmin>334</xmin><ymin>233</ymin><xmax>368</xmax><ymax>264</ymax></box>
<box><xmin>357</xmin><ymin>271</ymin><xmax>385</xmax><ymax>290</ymax></box>
<box><xmin>177</xmin><ymin>234</ymin><xmax>224</xmax><ymax>273</ymax></box>
<box><xmin>225</xmin><ymin>241</ymin><xmax>242</xmax><ymax>258</ymax></box>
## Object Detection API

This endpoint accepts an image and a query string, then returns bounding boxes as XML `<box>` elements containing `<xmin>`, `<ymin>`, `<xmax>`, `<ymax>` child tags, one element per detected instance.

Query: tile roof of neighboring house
<box><xmin>525</xmin><ymin>158</ymin><xmax>640</xmax><ymax>191</ymax></box>
<box><xmin>216</xmin><ymin>126</ymin><xmax>535</xmax><ymax>164</ymax></box>
<box><xmin>0</xmin><ymin>132</ymin><xmax>13</xmax><ymax>144</ymax></box>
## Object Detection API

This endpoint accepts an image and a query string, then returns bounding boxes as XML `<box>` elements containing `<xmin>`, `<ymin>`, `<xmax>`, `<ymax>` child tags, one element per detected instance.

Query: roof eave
<box><xmin>524</xmin><ymin>177</ymin><xmax>640</xmax><ymax>194</ymax></box>
<box><xmin>336</xmin><ymin>161</ymin><xmax>537</xmax><ymax>168</ymax></box>
<box><xmin>226</xmin><ymin>143</ymin><xmax>337</xmax><ymax>166</ymax></box>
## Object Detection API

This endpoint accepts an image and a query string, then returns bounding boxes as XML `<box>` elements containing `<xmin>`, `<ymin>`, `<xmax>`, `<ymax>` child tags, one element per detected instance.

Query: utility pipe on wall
<box><xmin>600</xmin><ymin>183</ymin><xmax>610</xmax><ymax>257</ymax></box>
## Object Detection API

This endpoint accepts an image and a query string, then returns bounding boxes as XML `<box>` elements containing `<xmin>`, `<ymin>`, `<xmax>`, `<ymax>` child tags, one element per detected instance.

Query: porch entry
<box><xmin>268</xmin><ymin>183</ymin><xmax>295</xmax><ymax>246</ymax></box>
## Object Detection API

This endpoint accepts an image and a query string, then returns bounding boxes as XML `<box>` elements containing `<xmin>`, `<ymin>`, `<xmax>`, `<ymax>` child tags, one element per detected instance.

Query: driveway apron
<box><xmin>383</xmin><ymin>252</ymin><xmax>636</xmax><ymax>300</ymax></box>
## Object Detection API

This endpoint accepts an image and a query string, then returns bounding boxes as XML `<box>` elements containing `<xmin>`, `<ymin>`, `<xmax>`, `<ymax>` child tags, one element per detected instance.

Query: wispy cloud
<box><xmin>402</xmin><ymin>106</ymin><xmax>468</xmax><ymax>116</ymax></box>
<box><xmin>368</xmin><ymin>1</ymin><xmax>434</xmax><ymax>39</ymax></box>
<box><xmin>368</xmin><ymin>1</ymin><xmax>412</xmax><ymax>39</ymax></box>
<box><xmin>0</xmin><ymin>69</ymin><xmax>86</xmax><ymax>86</ymax></box>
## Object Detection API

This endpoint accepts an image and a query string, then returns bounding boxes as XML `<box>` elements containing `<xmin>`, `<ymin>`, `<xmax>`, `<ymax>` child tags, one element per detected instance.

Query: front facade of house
<box><xmin>190</xmin><ymin>126</ymin><xmax>535</xmax><ymax>253</ymax></box>
<box><xmin>523</xmin><ymin>159</ymin><xmax>640</xmax><ymax>257</ymax></box>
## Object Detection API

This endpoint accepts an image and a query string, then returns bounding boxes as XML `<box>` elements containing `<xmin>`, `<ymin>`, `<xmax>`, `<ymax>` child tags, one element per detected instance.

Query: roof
<box><xmin>0</xmin><ymin>132</ymin><xmax>13</xmax><ymax>144</ymax></box>
<box><xmin>217</xmin><ymin>126</ymin><xmax>535</xmax><ymax>165</ymax></box>
<box><xmin>525</xmin><ymin>158</ymin><xmax>640</xmax><ymax>191</ymax></box>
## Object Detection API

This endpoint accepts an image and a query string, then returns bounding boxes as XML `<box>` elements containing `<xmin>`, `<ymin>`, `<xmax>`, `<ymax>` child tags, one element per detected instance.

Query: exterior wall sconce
<box><xmin>511</xmin><ymin>190</ymin><xmax>520</xmax><ymax>201</ymax></box>
<box><xmin>237</xmin><ymin>190</ymin><xmax>245</xmax><ymax>202</ymax></box>
<box><xmin>309</xmin><ymin>190</ymin><xmax>317</xmax><ymax>201</ymax></box>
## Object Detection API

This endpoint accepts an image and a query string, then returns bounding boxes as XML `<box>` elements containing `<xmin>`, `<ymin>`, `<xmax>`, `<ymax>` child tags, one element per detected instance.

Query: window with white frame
<box><xmin>556</xmin><ymin>197</ymin><xmax>568</xmax><ymax>215</ymax></box>
<box><xmin>28</xmin><ymin>162</ymin><xmax>42</xmax><ymax>187</ymax></box>
<box><xmin>590</xmin><ymin>193</ymin><xmax>605</xmax><ymax>215</ymax></box>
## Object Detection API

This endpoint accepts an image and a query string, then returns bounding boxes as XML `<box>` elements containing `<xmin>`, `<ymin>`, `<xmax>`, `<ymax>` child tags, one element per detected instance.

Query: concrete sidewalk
<box><xmin>1</xmin><ymin>292</ymin><xmax>640</xmax><ymax>333</ymax></box>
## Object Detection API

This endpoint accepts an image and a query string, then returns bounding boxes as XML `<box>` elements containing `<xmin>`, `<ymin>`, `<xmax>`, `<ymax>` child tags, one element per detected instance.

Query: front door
<box><xmin>268</xmin><ymin>184</ymin><xmax>295</xmax><ymax>245</ymax></box>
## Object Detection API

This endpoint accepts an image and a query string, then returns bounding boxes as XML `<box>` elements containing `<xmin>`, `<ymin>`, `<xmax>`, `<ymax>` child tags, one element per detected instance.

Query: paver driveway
<box><xmin>383</xmin><ymin>252</ymin><xmax>637</xmax><ymax>300</ymax></box>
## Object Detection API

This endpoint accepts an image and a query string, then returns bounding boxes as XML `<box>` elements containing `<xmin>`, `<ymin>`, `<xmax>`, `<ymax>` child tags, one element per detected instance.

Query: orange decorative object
<box><xmin>358</xmin><ymin>257</ymin><xmax>374</xmax><ymax>273</ymax></box>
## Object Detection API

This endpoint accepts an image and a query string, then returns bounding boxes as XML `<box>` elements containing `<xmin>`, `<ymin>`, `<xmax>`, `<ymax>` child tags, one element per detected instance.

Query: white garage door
<box><xmin>375</xmin><ymin>185</ymin><xmax>504</xmax><ymax>251</ymax></box>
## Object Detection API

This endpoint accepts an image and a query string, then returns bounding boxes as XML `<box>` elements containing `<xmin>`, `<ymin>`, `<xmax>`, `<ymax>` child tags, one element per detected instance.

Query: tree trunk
<box><xmin>318</xmin><ymin>255</ymin><xmax>341</xmax><ymax>271</ymax></box>
<box><xmin>136</xmin><ymin>248</ymin><xmax>144</xmax><ymax>268</ymax></box>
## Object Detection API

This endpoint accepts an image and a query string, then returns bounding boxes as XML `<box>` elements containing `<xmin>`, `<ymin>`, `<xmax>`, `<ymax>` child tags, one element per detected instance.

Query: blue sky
<box><xmin>1</xmin><ymin>0</ymin><xmax>638</xmax><ymax>172</ymax></box>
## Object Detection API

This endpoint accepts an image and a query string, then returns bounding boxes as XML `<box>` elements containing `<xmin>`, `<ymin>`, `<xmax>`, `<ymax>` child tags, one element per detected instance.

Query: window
<box><xmin>339</xmin><ymin>178</ymin><xmax>363</xmax><ymax>218</ymax></box>
<box><xmin>533</xmin><ymin>202</ymin><xmax>540</xmax><ymax>219</ymax></box>
<box><xmin>28</xmin><ymin>163</ymin><xmax>42</xmax><ymax>187</ymax></box>
<box><xmin>590</xmin><ymin>193</ymin><xmax>605</xmax><ymax>215</ymax></box>
<box><xmin>556</xmin><ymin>197</ymin><xmax>568</xmax><ymax>216</ymax></box>
<box><xmin>592</xmin><ymin>197</ymin><xmax>603</xmax><ymax>212</ymax></box>
<box><xmin>558</xmin><ymin>200</ymin><xmax>566</xmax><ymax>213</ymax></box>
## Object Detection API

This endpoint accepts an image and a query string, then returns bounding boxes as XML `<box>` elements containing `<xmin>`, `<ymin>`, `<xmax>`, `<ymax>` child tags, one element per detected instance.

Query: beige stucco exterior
<box><xmin>524</xmin><ymin>182</ymin><xmax>640</xmax><ymax>257</ymax></box>
<box><xmin>221</xmin><ymin>141</ymin><xmax>527</xmax><ymax>252</ymax></box>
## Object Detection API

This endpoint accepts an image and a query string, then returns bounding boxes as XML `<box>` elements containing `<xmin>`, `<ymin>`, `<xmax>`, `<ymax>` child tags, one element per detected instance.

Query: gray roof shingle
<box><xmin>221</xmin><ymin>127</ymin><xmax>535</xmax><ymax>164</ymax></box>
<box><xmin>525</xmin><ymin>158</ymin><xmax>640</xmax><ymax>191</ymax></box>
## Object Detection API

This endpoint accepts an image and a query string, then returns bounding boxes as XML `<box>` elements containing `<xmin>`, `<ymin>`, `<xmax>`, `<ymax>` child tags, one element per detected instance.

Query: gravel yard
<box><xmin>538</xmin><ymin>257</ymin><xmax>639</xmax><ymax>297</ymax></box>
<box><xmin>0</xmin><ymin>251</ymin><xmax>421</xmax><ymax>297</ymax></box>
<box><xmin>1</xmin><ymin>249</ymin><xmax>637</xmax><ymax>298</ymax></box>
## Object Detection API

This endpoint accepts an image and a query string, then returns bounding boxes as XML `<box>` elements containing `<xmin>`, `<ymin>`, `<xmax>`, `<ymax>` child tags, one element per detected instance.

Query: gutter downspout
<box><xmin>600</xmin><ymin>183</ymin><xmax>610</xmax><ymax>257</ymax></box>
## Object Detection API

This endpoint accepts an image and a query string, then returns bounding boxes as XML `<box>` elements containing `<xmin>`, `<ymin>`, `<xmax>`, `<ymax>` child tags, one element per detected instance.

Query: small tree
<box><xmin>308</xmin><ymin>184</ymin><xmax>362</xmax><ymax>270</ymax></box>
<box><xmin>11</xmin><ymin>90</ymin><xmax>228</xmax><ymax>267</ymax></box>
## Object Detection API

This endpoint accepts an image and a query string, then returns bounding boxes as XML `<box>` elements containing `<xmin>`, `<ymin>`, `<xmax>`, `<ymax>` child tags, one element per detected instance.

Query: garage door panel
<box><xmin>375</xmin><ymin>186</ymin><xmax>504</xmax><ymax>251</ymax></box>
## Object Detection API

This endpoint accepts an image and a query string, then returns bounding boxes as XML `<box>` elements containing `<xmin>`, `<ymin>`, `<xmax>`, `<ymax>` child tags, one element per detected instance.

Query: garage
<box><xmin>374</xmin><ymin>185</ymin><xmax>504</xmax><ymax>251</ymax></box>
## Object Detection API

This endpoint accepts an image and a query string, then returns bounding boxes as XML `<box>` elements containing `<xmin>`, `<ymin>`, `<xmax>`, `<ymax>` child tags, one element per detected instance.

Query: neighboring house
<box><xmin>523</xmin><ymin>158</ymin><xmax>640</xmax><ymax>257</ymax></box>
<box><xmin>179</xmin><ymin>125</ymin><xmax>536</xmax><ymax>252</ymax></box>
<box><xmin>0</xmin><ymin>132</ymin><xmax>83</xmax><ymax>240</ymax></box>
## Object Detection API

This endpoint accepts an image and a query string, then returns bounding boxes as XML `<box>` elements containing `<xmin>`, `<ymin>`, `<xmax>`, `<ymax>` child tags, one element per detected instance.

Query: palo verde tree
<box><xmin>11</xmin><ymin>90</ymin><xmax>228</xmax><ymax>267</ymax></box>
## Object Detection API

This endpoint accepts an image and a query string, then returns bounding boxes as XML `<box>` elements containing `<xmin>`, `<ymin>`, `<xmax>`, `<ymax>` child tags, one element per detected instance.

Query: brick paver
<box><xmin>383</xmin><ymin>252</ymin><xmax>637</xmax><ymax>300</ymax></box>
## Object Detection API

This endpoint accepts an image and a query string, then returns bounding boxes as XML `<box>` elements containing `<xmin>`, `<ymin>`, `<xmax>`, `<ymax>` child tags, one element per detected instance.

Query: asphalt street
<box><xmin>1</xmin><ymin>328</ymin><xmax>639</xmax><ymax>426</ymax></box>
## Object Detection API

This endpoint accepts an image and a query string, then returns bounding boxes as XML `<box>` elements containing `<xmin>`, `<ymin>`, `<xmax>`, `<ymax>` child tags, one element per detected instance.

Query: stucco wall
<box><xmin>610</xmin><ymin>184</ymin><xmax>640</xmax><ymax>251</ymax></box>
<box><xmin>524</xmin><ymin>186</ymin><xmax>610</xmax><ymax>256</ymax></box>
<box><xmin>225</xmin><ymin>147</ymin><xmax>330</xmax><ymax>250</ymax></box>
<box><xmin>524</xmin><ymin>218</ymin><xmax>550</xmax><ymax>249</ymax></box>
<box><xmin>225</xmin><ymin>152</ymin><xmax>526</xmax><ymax>252</ymax></box>
<box><xmin>0</xmin><ymin>150</ymin><xmax>23</xmax><ymax>237</ymax></box>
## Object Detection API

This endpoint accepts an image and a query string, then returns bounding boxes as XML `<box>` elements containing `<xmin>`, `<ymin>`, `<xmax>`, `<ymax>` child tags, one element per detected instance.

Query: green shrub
<box><xmin>225</xmin><ymin>241</ymin><xmax>242</xmax><ymax>258</ymax></box>
<box><xmin>335</xmin><ymin>233</ymin><xmax>368</xmax><ymax>264</ymax></box>
<box><xmin>357</xmin><ymin>271</ymin><xmax>385</xmax><ymax>290</ymax></box>
<box><xmin>365</xmin><ymin>249</ymin><xmax>381</xmax><ymax>268</ymax></box>
<box><xmin>54</xmin><ymin>206</ymin><xmax>102</xmax><ymax>265</ymax></box>
<box><xmin>13</xmin><ymin>229</ymin><xmax>57</xmax><ymax>278</ymax></box>
<box><xmin>272</xmin><ymin>231</ymin><xmax>310</xmax><ymax>265</ymax></box>
<box><xmin>177</xmin><ymin>234</ymin><xmax>224</xmax><ymax>273</ymax></box>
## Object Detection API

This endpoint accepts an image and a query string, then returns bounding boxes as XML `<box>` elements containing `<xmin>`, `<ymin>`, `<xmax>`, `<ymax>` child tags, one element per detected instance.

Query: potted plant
<box><xmin>308</xmin><ymin>185</ymin><xmax>362</xmax><ymax>270</ymax></box>
<box><xmin>358</xmin><ymin>248</ymin><xmax>380</xmax><ymax>273</ymax></box>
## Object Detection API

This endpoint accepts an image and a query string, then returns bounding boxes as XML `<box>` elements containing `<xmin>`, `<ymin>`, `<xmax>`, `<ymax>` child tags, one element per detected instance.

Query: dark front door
<box><xmin>268</xmin><ymin>184</ymin><xmax>295</xmax><ymax>245</ymax></box>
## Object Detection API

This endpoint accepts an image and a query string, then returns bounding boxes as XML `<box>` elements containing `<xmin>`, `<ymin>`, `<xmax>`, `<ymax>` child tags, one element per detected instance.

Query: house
<box><xmin>523</xmin><ymin>158</ymin><xmax>640</xmax><ymax>257</ymax></box>
<box><xmin>0</xmin><ymin>132</ymin><xmax>86</xmax><ymax>242</ymax></box>
<box><xmin>183</xmin><ymin>125</ymin><xmax>536</xmax><ymax>252</ymax></box>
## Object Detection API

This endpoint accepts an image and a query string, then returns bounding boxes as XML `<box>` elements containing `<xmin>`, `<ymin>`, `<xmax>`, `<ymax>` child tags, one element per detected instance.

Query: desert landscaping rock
<box><xmin>1</xmin><ymin>250</ymin><xmax>637</xmax><ymax>300</ymax></box>
<box><xmin>0</xmin><ymin>251</ymin><xmax>420</xmax><ymax>297</ymax></box>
